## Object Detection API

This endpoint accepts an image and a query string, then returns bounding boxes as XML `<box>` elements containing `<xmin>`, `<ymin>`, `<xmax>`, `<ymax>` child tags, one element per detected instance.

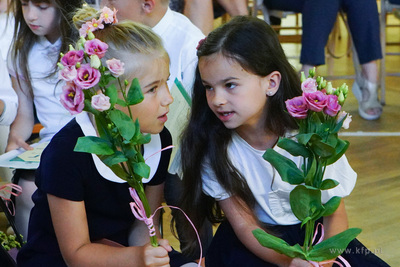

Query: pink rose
<box><xmin>91</xmin><ymin>92</ymin><xmax>111</xmax><ymax>111</ymax></box>
<box><xmin>60</xmin><ymin>82</ymin><xmax>85</xmax><ymax>115</ymax></box>
<box><xmin>301</xmin><ymin>78</ymin><xmax>318</xmax><ymax>93</ymax></box>
<box><xmin>84</xmin><ymin>38</ymin><xmax>108</xmax><ymax>59</ymax></box>
<box><xmin>59</xmin><ymin>65</ymin><xmax>77</xmax><ymax>82</ymax></box>
<box><xmin>61</xmin><ymin>50</ymin><xmax>84</xmax><ymax>67</ymax></box>
<box><xmin>285</xmin><ymin>96</ymin><xmax>309</xmax><ymax>119</ymax></box>
<box><xmin>323</xmin><ymin>94</ymin><xmax>341</xmax><ymax>117</ymax></box>
<box><xmin>304</xmin><ymin>91</ymin><xmax>327</xmax><ymax>112</ymax></box>
<box><xmin>75</xmin><ymin>63</ymin><xmax>101</xmax><ymax>89</ymax></box>
<box><xmin>106</xmin><ymin>58</ymin><xmax>125</xmax><ymax>77</ymax></box>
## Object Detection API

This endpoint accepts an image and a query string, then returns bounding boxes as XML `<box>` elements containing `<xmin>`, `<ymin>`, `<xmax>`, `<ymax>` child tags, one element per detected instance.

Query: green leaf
<box><xmin>332</xmin><ymin>114</ymin><xmax>347</xmax><ymax>134</ymax></box>
<box><xmin>109</xmin><ymin>109</ymin><xmax>136</xmax><ymax>141</ymax></box>
<box><xmin>126</xmin><ymin>78</ymin><xmax>144</xmax><ymax>105</ymax></box>
<box><xmin>321</xmin><ymin>196</ymin><xmax>342</xmax><ymax>217</ymax></box>
<box><xmin>310</xmin><ymin>140</ymin><xmax>335</xmax><ymax>158</ymax></box>
<box><xmin>304</xmin><ymin>156</ymin><xmax>317</xmax><ymax>186</ymax></box>
<box><xmin>263</xmin><ymin>149</ymin><xmax>305</xmax><ymax>185</ymax></box>
<box><xmin>116</xmin><ymin>98</ymin><xmax>127</xmax><ymax>107</ymax></box>
<box><xmin>277</xmin><ymin>138</ymin><xmax>312</xmax><ymax>158</ymax></box>
<box><xmin>296</xmin><ymin>133</ymin><xmax>316</xmax><ymax>146</ymax></box>
<box><xmin>108</xmin><ymin>164</ymin><xmax>129</xmax><ymax>180</ymax></box>
<box><xmin>326</xmin><ymin>139</ymin><xmax>349</xmax><ymax>165</ymax></box>
<box><xmin>307</xmin><ymin>228</ymin><xmax>362</xmax><ymax>262</ymax></box>
<box><xmin>133</xmin><ymin>162</ymin><xmax>150</xmax><ymax>178</ymax></box>
<box><xmin>105</xmin><ymin>84</ymin><xmax>118</xmax><ymax>105</ymax></box>
<box><xmin>252</xmin><ymin>229</ymin><xmax>306</xmax><ymax>259</ymax></box>
<box><xmin>74</xmin><ymin>136</ymin><xmax>114</xmax><ymax>155</ymax></box>
<box><xmin>95</xmin><ymin>114</ymin><xmax>113</xmax><ymax>143</ymax></box>
<box><xmin>100</xmin><ymin>151</ymin><xmax>128</xmax><ymax>166</ymax></box>
<box><xmin>320</xmin><ymin>179</ymin><xmax>339</xmax><ymax>190</ymax></box>
<box><xmin>290</xmin><ymin>185</ymin><xmax>323</xmax><ymax>221</ymax></box>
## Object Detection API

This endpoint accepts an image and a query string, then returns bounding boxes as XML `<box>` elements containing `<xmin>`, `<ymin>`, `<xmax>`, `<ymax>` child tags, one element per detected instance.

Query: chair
<box><xmin>379</xmin><ymin>0</ymin><xmax>400</xmax><ymax>105</ymax></box>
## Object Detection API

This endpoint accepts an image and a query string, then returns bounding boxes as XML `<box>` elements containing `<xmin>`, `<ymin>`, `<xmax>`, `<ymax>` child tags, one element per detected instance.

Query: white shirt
<box><xmin>202</xmin><ymin>132</ymin><xmax>357</xmax><ymax>225</ymax></box>
<box><xmin>0</xmin><ymin>48</ymin><xmax>17</xmax><ymax>126</ymax></box>
<box><xmin>152</xmin><ymin>7</ymin><xmax>204</xmax><ymax>95</ymax></box>
<box><xmin>8</xmin><ymin>36</ymin><xmax>75</xmax><ymax>142</ymax></box>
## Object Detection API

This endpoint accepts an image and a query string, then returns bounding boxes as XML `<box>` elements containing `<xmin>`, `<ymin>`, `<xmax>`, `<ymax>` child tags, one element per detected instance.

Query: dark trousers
<box><xmin>263</xmin><ymin>0</ymin><xmax>382</xmax><ymax>66</ymax></box>
<box><xmin>206</xmin><ymin>220</ymin><xmax>390</xmax><ymax>267</ymax></box>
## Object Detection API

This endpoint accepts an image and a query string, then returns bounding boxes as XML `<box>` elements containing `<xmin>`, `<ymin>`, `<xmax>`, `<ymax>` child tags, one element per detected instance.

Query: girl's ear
<box><xmin>142</xmin><ymin>0</ymin><xmax>156</xmax><ymax>13</ymax></box>
<box><xmin>265</xmin><ymin>71</ymin><xmax>281</xmax><ymax>97</ymax></box>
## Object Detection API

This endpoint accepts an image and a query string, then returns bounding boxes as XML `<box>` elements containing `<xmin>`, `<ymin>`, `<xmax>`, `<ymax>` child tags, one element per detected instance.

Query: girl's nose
<box><xmin>211</xmin><ymin>88</ymin><xmax>226</xmax><ymax>106</ymax></box>
<box><xmin>25</xmin><ymin>3</ymin><xmax>38</xmax><ymax>21</ymax></box>
<box><xmin>161</xmin><ymin>85</ymin><xmax>174</xmax><ymax>106</ymax></box>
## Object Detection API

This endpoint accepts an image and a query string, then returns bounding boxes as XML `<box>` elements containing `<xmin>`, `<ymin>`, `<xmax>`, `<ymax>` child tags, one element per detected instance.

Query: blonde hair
<box><xmin>73</xmin><ymin>5</ymin><xmax>168</xmax><ymax>75</ymax></box>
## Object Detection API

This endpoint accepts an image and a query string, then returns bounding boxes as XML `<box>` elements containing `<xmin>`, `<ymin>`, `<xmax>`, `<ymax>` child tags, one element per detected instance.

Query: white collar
<box><xmin>76</xmin><ymin>112</ymin><xmax>162</xmax><ymax>184</ymax></box>
<box><xmin>152</xmin><ymin>7</ymin><xmax>173</xmax><ymax>36</ymax></box>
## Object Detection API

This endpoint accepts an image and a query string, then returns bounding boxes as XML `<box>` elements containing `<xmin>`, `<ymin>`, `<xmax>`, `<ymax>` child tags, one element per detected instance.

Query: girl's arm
<box><xmin>129</xmin><ymin>183</ymin><xmax>167</xmax><ymax>246</ymax></box>
<box><xmin>219</xmin><ymin>196</ymin><xmax>311</xmax><ymax>267</ymax></box>
<box><xmin>48</xmin><ymin>193</ymin><xmax>171</xmax><ymax>267</ymax></box>
<box><xmin>5</xmin><ymin>76</ymin><xmax>35</xmax><ymax>152</ymax></box>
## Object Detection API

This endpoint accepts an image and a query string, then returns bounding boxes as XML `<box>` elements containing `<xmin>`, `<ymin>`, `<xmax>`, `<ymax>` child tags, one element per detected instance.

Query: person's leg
<box><xmin>343</xmin><ymin>0</ymin><xmax>382</xmax><ymax>120</ymax></box>
<box><xmin>183</xmin><ymin>0</ymin><xmax>214</xmax><ymax>35</ymax></box>
<box><xmin>300</xmin><ymin>0</ymin><xmax>341</xmax><ymax>67</ymax></box>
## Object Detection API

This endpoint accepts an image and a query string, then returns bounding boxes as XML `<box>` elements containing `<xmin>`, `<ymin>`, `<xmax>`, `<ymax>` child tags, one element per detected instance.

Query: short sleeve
<box><xmin>201</xmin><ymin>161</ymin><xmax>231</xmax><ymax>201</ymax></box>
<box><xmin>321</xmin><ymin>154</ymin><xmax>357</xmax><ymax>203</ymax></box>
<box><xmin>36</xmin><ymin>121</ymin><xmax>90</xmax><ymax>201</ymax></box>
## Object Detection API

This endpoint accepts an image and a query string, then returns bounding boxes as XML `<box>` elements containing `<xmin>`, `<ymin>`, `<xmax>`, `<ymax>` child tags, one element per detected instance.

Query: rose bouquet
<box><xmin>58</xmin><ymin>7</ymin><xmax>159</xmax><ymax>247</ymax></box>
<box><xmin>252</xmin><ymin>69</ymin><xmax>360</xmax><ymax>264</ymax></box>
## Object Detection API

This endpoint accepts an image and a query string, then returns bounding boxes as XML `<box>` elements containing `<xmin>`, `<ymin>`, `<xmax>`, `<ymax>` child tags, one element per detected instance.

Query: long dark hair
<box><xmin>10</xmin><ymin>0</ymin><xmax>84</xmax><ymax>96</ymax></box>
<box><xmin>176</xmin><ymin>16</ymin><xmax>302</xmax><ymax>257</ymax></box>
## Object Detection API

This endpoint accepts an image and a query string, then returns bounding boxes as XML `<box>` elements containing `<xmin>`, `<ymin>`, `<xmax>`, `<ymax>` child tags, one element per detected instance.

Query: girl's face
<box><xmin>21</xmin><ymin>0</ymin><xmax>60</xmax><ymax>43</ymax></box>
<box><xmin>199</xmin><ymin>53</ymin><xmax>279</xmax><ymax>135</ymax></box>
<box><xmin>120</xmin><ymin>55</ymin><xmax>173</xmax><ymax>134</ymax></box>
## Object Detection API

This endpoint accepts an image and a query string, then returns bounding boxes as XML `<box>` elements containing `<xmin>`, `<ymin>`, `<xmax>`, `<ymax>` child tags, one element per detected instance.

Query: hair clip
<box><xmin>196</xmin><ymin>37</ymin><xmax>207</xmax><ymax>50</ymax></box>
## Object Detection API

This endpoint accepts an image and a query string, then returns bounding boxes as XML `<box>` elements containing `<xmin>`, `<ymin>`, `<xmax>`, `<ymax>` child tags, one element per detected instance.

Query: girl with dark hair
<box><xmin>175</xmin><ymin>16</ymin><xmax>388</xmax><ymax>266</ymax></box>
<box><xmin>5</xmin><ymin>0</ymin><xmax>85</xmax><ymax>242</ymax></box>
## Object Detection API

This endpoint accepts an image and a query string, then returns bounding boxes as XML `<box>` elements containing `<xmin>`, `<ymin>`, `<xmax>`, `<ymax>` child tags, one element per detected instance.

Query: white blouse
<box><xmin>202</xmin><ymin>132</ymin><xmax>357</xmax><ymax>225</ymax></box>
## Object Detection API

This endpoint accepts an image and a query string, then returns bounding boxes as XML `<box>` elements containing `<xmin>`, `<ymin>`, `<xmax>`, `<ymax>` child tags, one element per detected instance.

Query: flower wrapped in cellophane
<box><xmin>253</xmin><ymin>69</ymin><xmax>360</xmax><ymax>265</ymax></box>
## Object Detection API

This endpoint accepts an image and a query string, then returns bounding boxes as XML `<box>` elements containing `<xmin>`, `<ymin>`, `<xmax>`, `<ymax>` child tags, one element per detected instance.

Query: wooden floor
<box><xmin>162</xmin><ymin>14</ymin><xmax>400</xmax><ymax>266</ymax></box>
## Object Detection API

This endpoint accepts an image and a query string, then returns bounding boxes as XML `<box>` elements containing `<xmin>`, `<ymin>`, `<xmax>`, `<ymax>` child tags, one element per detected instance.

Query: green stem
<box><xmin>303</xmin><ymin>220</ymin><xmax>316</xmax><ymax>253</ymax></box>
<box><xmin>135</xmin><ymin>183</ymin><xmax>158</xmax><ymax>247</ymax></box>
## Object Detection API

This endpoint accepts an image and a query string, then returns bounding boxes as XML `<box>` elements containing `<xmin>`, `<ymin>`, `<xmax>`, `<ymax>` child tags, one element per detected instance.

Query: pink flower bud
<box><xmin>60</xmin><ymin>82</ymin><xmax>85</xmax><ymax>115</ymax></box>
<box><xmin>285</xmin><ymin>96</ymin><xmax>309</xmax><ymax>119</ymax></box>
<box><xmin>75</xmin><ymin>63</ymin><xmax>101</xmax><ymax>89</ymax></box>
<box><xmin>337</xmin><ymin>111</ymin><xmax>352</xmax><ymax>129</ymax></box>
<box><xmin>91</xmin><ymin>92</ymin><xmax>111</xmax><ymax>111</ymax></box>
<box><xmin>59</xmin><ymin>66</ymin><xmax>77</xmax><ymax>82</ymax></box>
<box><xmin>106</xmin><ymin>58</ymin><xmax>125</xmax><ymax>77</ymax></box>
<box><xmin>301</xmin><ymin>78</ymin><xmax>318</xmax><ymax>93</ymax></box>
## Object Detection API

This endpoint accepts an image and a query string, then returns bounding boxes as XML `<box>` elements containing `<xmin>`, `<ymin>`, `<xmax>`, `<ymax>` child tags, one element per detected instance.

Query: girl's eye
<box><xmin>225</xmin><ymin>82</ymin><xmax>236</xmax><ymax>89</ymax></box>
<box><xmin>38</xmin><ymin>4</ymin><xmax>50</xmax><ymax>10</ymax></box>
<box><xmin>203</xmin><ymin>85</ymin><xmax>213</xmax><ymax>91</ymax></box>
<box><xmin>148</xmin><ymin>86</ymin><xmax>157</xmax><ymax>93</ymax></box>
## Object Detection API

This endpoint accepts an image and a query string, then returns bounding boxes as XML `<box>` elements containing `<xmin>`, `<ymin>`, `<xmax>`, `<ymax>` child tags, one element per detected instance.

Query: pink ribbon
<box><xmin>0</xmin><ymin>183</ymin><xmax>23</xmax><ymax>216</ymax></box>
<box><xmin>129</xmin><ymin>187</ymin><xmax>203</xmax><ymax>267</ymax></box>
<box><xmin>309</xmin><ymin>223</ymin><xmax>351</xmax><ymax>267</ymax></box>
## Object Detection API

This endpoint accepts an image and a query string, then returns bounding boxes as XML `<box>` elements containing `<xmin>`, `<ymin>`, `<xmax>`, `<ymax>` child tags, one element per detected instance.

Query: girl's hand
<box><xmin>6</xmin><ymin>135</ymin><xmax>33</xmax><ymax>152</ymax></box>
<box><xmin>289</xmin><ymin>258</ymin><xmax>313</xmax><ymax>267</ymax></box>
<box><xmin>142</xmin><ymin>239</ymin><xmax>172</xmax><ymax>267</ymax></box>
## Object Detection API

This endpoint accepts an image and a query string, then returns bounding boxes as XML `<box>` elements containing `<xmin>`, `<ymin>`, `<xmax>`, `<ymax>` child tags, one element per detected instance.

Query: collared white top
<box><xmin>201</xmin><ymin>132</ymin><xmax>357</xmax><ymax>225</ymax></box>
<box><xmin>8</xmin><ymin>36</ymin><xmax>75</xmax><ymax>142</ymax></box>
<box><xmin>152</xmin><ymin>7</ymin><xmax>205</xmax><ymax>95</ymax></box>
